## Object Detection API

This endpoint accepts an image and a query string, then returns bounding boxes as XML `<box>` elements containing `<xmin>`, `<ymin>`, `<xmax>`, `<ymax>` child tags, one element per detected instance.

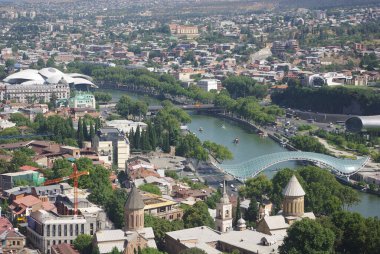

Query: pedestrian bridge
<box><xmin>218</xmin><ymin>151</ymin><xmax>369</xmax><ymax>180</ymax></box>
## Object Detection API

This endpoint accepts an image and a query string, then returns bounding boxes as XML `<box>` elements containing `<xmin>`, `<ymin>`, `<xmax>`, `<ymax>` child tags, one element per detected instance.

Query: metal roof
<box><xmin>220</xmin><ymin>151</ymin><xmax>369</xmax><ymax>179</ymax></box>
<box><xmin>125</xmin><ymin>186</ymin><xmax>145</xmax><ymax>210</ymax></box>
<box><xmin>282</xmin><ymin>175</ymin><xmax>305</xmax><ymax>197</ymax></box>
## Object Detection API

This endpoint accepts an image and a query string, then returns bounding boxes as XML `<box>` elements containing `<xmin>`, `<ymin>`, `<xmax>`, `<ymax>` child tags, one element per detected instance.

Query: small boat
<box><xmin>198</xmin><ymin>127</ymin><xmax>203</xmax><ymax>132</ymax></box>
<box><xmin>221</xmin><ymin>124</ymin><xmax>226</xmax><ymax>129</ymax></box>
<box><xmin>233</xmin><ymin>137</ymin><xmax>239</xmax><ymax>144</ymax></box>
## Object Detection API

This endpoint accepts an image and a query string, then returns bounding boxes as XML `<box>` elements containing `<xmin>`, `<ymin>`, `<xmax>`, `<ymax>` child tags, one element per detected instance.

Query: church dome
<box><xmin>237</xmin><ymin>217</ymin><xmax>246</xmax><ymax>226</ymax></box>
<box><xmin>282</xmin><ymin>175</ymin><xmax>305</xmax><ymax>197</ymax></box>
<box><xmin>125</xmin><ymin>186</ymin><xmax>145</xmax><ymax>210</ymax></box>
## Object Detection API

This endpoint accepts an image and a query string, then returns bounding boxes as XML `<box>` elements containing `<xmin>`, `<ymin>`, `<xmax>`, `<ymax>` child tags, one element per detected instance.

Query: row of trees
<box><xmin>271</xmin><ymin>85</ymin><xmax>380</xmax><ymax>115</ymax></box>
<box><xmin>76</xmin><ymin>117</ymin><xmax>101</xmax><ymax>148</ymax></box>
<box><xmin>215</xmin><ymin>91</ymin><xmax>285</xmax><ymax>125</ymax></box>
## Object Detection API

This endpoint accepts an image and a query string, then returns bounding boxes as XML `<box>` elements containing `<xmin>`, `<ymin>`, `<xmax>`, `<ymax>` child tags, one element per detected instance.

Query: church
<box><xmin>94</xmin><ymin>186</ymin><xmax>156</xmax><ymax>254</ymax></box>
<box><xmin>256</xmin><ymin>175</ymin><xmax>315</xmax><ymax>235</ymax></box>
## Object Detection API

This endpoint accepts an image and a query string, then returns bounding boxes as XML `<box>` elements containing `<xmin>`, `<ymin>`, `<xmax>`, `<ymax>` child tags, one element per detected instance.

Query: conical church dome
<box><xmin>282</xmin><ymin>175</ymin><xmax>305</xmax><ymax>197</ymax></box>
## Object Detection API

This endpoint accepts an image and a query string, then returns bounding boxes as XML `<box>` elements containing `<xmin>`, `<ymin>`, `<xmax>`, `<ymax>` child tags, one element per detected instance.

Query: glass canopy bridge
<box><xmin>217</xmin><ymin>151</ymin><xmax>369</xmax><ymax>181</ymax></box>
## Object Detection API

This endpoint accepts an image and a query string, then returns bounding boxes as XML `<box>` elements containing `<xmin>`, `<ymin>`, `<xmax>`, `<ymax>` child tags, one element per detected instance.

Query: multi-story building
<box><xmin>27</xmin><ymin>207</ymin><xmax>107</xmax><ymax>254</ymax></box>
<box><xmin>142</xmin><ymin>192</ymin><xmax>183</xmax><ymax>221</ymax></box>
<box><xmin>197</xmin><ymin>79</ymin><xmax>220</xmax><ymax>92</ymax></box>
<box><xmin>92</xmin><ymin>128</ymin><xmax>130</xmax><ymax>169</ymax></box>
<box><xmin>3</xmin><ymin>82</ymin><xmax>70</xmax><ymax>104</ymax></box>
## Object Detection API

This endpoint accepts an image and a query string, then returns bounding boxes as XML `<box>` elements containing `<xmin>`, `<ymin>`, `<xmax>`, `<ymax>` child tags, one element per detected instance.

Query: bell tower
<box><xmin>215</xmin><ymin>181</ymin><xmax>233</xmax><ymax>233</ymax></box>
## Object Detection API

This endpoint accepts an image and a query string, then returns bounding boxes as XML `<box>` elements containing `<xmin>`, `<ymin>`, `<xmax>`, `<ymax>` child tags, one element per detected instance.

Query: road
<box><xmin>195</xmin><ymin>162</ymin><xmax>243</xmax><ymax>196</ymax></box>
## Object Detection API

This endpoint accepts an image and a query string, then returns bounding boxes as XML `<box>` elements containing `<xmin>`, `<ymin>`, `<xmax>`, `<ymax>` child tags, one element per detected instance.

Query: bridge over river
<box><xmin>216</xmin><ymin>151</ymin><xmax>369</xmax><ymax>181</ymax></box>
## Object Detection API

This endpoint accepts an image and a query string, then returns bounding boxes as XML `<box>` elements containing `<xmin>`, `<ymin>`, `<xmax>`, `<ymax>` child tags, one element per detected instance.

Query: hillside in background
<box><xmin>279</xmin><ymin>0</ymin><xmax>379</xmax><ymax>9</ymax></box>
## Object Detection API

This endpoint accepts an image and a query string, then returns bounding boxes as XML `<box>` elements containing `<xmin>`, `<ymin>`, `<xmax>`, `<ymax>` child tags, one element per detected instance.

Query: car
<box><xmin>230</xmin><ymin>184</ymin><xmax>235</xmax><ymax>188</ymax></box>
<box><xmin>219</xmin><ymin>183</ymin><xmax>224</xmax><ymax>188</ymax></box>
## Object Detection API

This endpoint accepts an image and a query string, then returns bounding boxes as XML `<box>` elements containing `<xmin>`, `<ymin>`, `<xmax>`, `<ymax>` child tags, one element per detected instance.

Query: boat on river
<box><xmin>233</xmin><ymin>137</ymin><xmax>239</xmax><ymax>144</ymax></box>
<box><xmin>199</xmin><ymin>127</ymin><xmax>203</xmax><ymax>132</ymax></box>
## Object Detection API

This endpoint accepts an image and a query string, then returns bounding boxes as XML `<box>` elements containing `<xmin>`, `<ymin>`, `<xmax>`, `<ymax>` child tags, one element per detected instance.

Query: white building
<box><xmin>197</xmin><ymin>79</ymin><xmax>220</xmax><ymax>92</ymax></box>
<box><xmin>105</xmin><ymin>120</ymin><xmax>147</xmax><ymax>134</ymax></box>
<box><xmin>1</xmin><ymin>68</ymin><xmax>97</xmax><ymax>104</ymax></box>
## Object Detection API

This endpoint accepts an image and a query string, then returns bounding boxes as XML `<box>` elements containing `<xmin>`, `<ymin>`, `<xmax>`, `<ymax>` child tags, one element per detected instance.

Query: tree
<box><xmin>46</xmin><ymin>57</ymin><xmax>55</xmax><ymax>67</ymax></box>
<box><xmin>73</xmin><ymin>234</ymin><xmax>92</xmax><ymax>254</ymax></box>
<box><xmin>321</xmin><ymin>211</ymin><xmax>380</xmax><ymax>254</ymax></box>
<box><xmin>234</xmin><ymin>197</ymin><xmax>241</xmax><ymax>227</ymax></box>
<box><xmin>83</xmin><ymin>120</ymin><xmax>89</xmax><ymax>141</ymax></box>
<box><xmin>180</xmin><ymin>248</ymin><xmax>207</xmax><ymax>254</ymax></box>
<box><xmin>239</xmin><ymin>174</ymin><xmax>272</xmax><ymax>201</ymax></box>
<box><xmin>77</xmin><ymin>118</ymin><xmax>84</xmax><ymax>148</ymax></box>
<box><xmin>105</xmin><ymin>189</ymin><xmax>128</xmax><ymax>229</ymax></box>
<box><xmin>279</xmin><ymin>219</ymin><xmax>335</xmax><ymax>254</ymax></box>
<box><xmin>5</xmin><ymin>59</ymin><xmax>15</xmax><ymax>69</ymax></box>
<box><xmin>144</xmin><ymin>214</ymin><xmax>184</xmax><ymax>250</ymax></box>
<box><xmin>183</xmin><ymin>201</ymin><xmax>215</xmax><ymax>229</ymax></box>
<box><xmin>203</xmin><ymin>140</ymin><xmax>233</xmax><ymax>161</ymax></box>
<box><xmin>37</xmin><ymin>58</ymin><xmax>45</xmax><ymax>68</ymax></box>
<box><xmin>245</xmin><ymin>198</ymin><xmax>258</xmax><ymax>222</ymax></box>
<box><xmin>109</xmin><ymin>247</ymin><xmax>122</xmax><ymax>254</ymax></box>
<box><xmin>89</xmin><ymin>123</ymin><xmax>95</xmax><ymax>140</ymax></box>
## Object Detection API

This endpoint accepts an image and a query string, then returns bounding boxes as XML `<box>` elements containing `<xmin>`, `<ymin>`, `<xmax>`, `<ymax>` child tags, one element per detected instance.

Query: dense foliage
<box><xmin>144</xmin><ymin>214</ymin><xmax>184</xmax><ymax>250</ymax></box>
<box><xmin>279</xmin><ymin>219</ymin><xmax>335</xmax><ymax>254</ymax></box>
<box><xmin>215</xmin><ymin>92</ymin><xmax>284</xmax><ymax>125</ymax></box>
<box><xmin>222</xmin><ymin>75</ymin><xmax>268</xmax><ymax>99</ymax></box>
<box><xmin>73</xmin><ymin>234</ymin><xmax>92</xmax><ymax>254</ymax></box>
<box><xmin>66</xmin><ymin>62</ymin><xmax>212</xmax><ymax>103</ymax></box>
<box><xmin>320</xmin><ymin>211</ymin><xmax>380</xmax><ymax>254</ymax></box>
<box><xmin>182</xmin><ymin>201</ymin><xmax>215</xmax><ymax>229</ymax></box>
<box><xmin>272</xmin><ymin>86</ymin><xmax>380</xmax><ymax>115</ymax></box>
<box><xmin>241</xmin><ymin>166</ymin><xmax>359</xmax><ymax>216</ymax></box>
<box><xmin>290</xmin><ymin>135</ymin><xmax>330</xmax><ymax>154</ymax></box>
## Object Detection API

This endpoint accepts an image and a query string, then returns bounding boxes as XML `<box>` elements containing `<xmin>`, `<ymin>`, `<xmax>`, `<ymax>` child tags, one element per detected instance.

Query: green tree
<box><xmin>279</xmin><ymin>219</ymin><xmax>335</xmax><ymax>254</ymax></box>
<box><xmin>105</xmin><ymin>189</ymin><xmax>127</xmax><ymax>229</ymax></box>
<box><xmin>245</xmin><ymin>198</ymin><xmax>258</xmax><ymax>223</ymax></box>
<box><xmin>37</xmin><ymin>58</ymin><xmax>45</xmax><ymax>68</ymax></box>
<box><xmin>77</xmin><ymin>117</ymin><xmax>84</xmax><ymax>148</ymax></box>
<box><xmin>144</xmin><ymin>214</ymin><xmax>184</xmax><ymax>250</ymax></box>
<box><xmin>183</xmin><ymin>201</ymin><xmax>215</xmax><ymax>229</ymax></box>
<box><xmin>109</xmin><ymin>246</ymin><xmax>122</xmax><ymax>254</ymax></box>
<box><xmin>239</xmin><ymin>174</ymin><xmax>272</xmax><ymax>201</ymax></box>
<box><xmin>322</xmin><ymin>211</ymin><xmax>380</xmax><ymax>254</ymax></box>
<box><xmin>73</xmin><ymin>234</ymin><xmax>92</xmax><ymax>254</ymax></box>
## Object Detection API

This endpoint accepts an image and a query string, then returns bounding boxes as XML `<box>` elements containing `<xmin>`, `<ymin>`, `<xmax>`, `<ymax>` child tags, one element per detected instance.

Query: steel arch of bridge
<box><xmin>219</xmin><ymin>151</ymin><xmax>369</xmax><ymax>180</ymax></box>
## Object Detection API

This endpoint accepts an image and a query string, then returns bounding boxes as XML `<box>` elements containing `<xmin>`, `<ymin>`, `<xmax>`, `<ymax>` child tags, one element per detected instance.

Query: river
<box><xmin>102</xmin><ymin>88</ymin><xmax>380</xmax><ymax>218</ymax></box>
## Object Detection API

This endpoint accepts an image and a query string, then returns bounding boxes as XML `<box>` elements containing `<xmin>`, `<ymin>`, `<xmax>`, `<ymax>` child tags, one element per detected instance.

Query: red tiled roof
<box><xmin>0</xmin><ymin>217</ymin><xmax>13</xmax><ymax>235</ymax></box>
<box><xmin>13</xmin><ymin>195</ymin><xmax>41</xmax><ymax>207</ymax></box>
<box><xmin>19</xmin><ymin>165</ymin><xmax>39</xmax><ymax>171</ymax></box>
<box><xmin>51</xmin><ymin>243</ymin><xmax>79</xmax><ymax>254</ymax></box>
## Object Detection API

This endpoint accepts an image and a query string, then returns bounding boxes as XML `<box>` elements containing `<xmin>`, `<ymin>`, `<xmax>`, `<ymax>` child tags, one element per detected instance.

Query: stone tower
<box><xmin>282</xmin><ymin>175</ymin><xmax>305</xmax><ymax>217</ymax></box>
<box><xmin>124</xmin><ymin>186</ymin><xmax>145</xmax><ymax>231</ymax></box>
<box><xmin>215</xmin><ymin>181</ymin><xmax>233</xmax><ymax>233</ymax></box>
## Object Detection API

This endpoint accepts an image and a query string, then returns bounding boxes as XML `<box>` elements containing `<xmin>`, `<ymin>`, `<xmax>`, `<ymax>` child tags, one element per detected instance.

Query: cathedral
<box><xmin>256</xmin><ymin>175</ymin><xmax>315</xmax><ymax>235</ymax></box>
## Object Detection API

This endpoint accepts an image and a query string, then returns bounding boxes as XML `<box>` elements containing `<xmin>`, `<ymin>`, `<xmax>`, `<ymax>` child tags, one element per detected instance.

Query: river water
<box><xmin>102</xmin><ymin>88</ymin><xmax>380</xmax><ymax>218</ymax></box>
